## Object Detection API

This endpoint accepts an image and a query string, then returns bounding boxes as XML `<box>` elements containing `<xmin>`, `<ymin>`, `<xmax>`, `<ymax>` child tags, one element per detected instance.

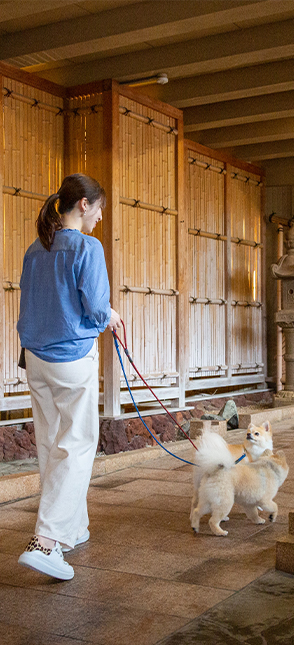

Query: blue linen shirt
<box><xmin>17</xmin><ymin>229</ymin><xmax>111</xmax><ymax>362</ymax></box>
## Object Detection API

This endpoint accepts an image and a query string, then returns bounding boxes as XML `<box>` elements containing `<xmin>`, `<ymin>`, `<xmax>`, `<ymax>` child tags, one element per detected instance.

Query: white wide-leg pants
<box><xmin>25</xmin><ymin>342</ymin><xmax>99</xmax><ymax>549</ymax></box>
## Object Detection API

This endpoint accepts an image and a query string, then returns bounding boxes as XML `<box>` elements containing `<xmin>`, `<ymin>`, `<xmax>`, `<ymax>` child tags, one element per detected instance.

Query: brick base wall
<box><xmin>0</xmin><ymin>390</ymin><xmax>273</xmax><ymax>462</ymax></box>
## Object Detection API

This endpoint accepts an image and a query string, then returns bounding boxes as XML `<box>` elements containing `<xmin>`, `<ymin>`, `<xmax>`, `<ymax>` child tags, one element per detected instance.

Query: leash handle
<box><xmin>120</xmin><ymin>318</ymin><xmax>128</xmax><ymax>348</ymax></box>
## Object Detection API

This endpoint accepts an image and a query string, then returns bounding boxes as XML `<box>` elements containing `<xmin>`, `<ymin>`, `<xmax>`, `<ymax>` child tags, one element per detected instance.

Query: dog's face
<box><xmin>245</xmin><ymin>420</ymin><xmax>273</xmax><ymax>454</ymax></box>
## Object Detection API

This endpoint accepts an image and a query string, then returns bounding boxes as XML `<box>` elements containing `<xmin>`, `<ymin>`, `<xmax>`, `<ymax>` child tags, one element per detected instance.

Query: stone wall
<box><xmin>0</xmin><ymin>390</ymin><xmax>273</xmax><ymax>461</ymax></box>
<box><xmin>0</xmin><ymin>422</ymin><xmax>37</xmax><ymax>461</ymax></box>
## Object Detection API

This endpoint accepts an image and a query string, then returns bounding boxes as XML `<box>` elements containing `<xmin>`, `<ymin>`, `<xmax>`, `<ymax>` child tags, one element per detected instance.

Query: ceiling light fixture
<box><xmin>120</xmin><ymin>73</ymin><xmax>168</xmax><ymax>87</ymax></box>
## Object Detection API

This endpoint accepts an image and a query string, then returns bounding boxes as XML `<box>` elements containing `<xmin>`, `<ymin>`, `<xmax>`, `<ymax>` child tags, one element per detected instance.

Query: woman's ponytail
<box><xmin>37</xmin><ymin>174</ymin><xmax>106</xmax><ymax>251</ymax></box>
<box><xmin>37</xmin><ymin>194</ymin><xmax>62</xmax><ymax>251</ymax></box>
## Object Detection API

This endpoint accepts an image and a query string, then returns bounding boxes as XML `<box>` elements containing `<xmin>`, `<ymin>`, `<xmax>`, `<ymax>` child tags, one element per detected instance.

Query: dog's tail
<box><xmin>195</xmin><ymin>431</ymin><xmax>235</xmax><ymax>474</ymax></box>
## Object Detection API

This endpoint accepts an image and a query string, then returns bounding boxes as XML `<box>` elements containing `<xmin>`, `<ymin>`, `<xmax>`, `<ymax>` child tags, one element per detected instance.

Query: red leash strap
<box><xmin>113</xmin><ymin>320</ymin><xmax>198</xmax><ymax>451</ymax></box>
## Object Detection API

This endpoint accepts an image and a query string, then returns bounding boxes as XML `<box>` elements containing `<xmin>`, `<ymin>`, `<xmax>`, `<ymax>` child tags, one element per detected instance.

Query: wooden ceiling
<box><xmin>1</xmin><ymin>0</ymin><xmax>294</xmax><ymax>164</ymax></box>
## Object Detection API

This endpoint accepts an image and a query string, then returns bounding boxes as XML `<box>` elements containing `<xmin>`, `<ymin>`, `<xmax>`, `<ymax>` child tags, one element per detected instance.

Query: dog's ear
<box><xmin>262</xmin><ymin>421</ymin><xmax>271</xmax><ymax>433</ymax></box>
<box><xmin>248</xmin><ymin>423</ymin><xmax>254</xmax><ymax>431</ymax></box>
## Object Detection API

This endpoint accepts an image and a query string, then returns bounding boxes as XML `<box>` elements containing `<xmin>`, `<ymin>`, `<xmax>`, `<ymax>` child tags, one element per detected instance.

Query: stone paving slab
<box><xmin>0</xmin><ymin>418</ymin><xmax>293</xmax><ymax>645</ymax></box>
<box><xmin>0</xmin><ymin>440</ymin><xmax>193</xmax><ymax>504</ymax></box>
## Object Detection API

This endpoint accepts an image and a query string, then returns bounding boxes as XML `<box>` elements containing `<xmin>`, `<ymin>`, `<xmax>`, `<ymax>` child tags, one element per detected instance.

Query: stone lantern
<box><xmin>272</xmin><ymin>224</ymin><xmax>294</xmax><ymax>406</ymax></box>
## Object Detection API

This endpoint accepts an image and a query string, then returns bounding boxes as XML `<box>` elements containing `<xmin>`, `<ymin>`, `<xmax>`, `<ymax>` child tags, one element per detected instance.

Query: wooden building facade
<box><xmin>0</xmin><ymin>66</ymin><xmax>266</xmax><ymax>417</ymax></box>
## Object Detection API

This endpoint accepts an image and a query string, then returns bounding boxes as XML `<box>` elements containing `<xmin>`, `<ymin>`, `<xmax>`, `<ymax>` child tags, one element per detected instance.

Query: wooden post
<box><xmin>225</xmin><ymin>163</ymin><xmax>233</xmax><ymax>381</ymax></box>
<box><xmin>260</xmin><ymin>175</ymin><xmax>267</xmax><ymax>387</ymax></box>
<box><xmin>102</xmin><ymin>80</ymin><xmax>121</xmax><ymax>416</ymax></box>
<box><xmin>0</xmin><ymin>76</ymin><xmax>4</xmax><ymax>399</ymax></box>
<box><xmin>276</xmin><ymin>224</ymin><xmax>284</xmax><ymax>391</ymax></box>
<box><xmin>63</xmin><ymin>96</ymin><xmax>71</xmax><ymax>177</ymax></box>
<box><xmin>174</xmin><ymin>117</ymin><xmax>189</xmax><ymax>407</ymax></box>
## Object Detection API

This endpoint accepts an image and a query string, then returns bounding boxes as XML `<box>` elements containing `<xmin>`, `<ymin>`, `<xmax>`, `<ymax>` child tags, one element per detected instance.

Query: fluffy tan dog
<box><xmin>190</xmin><ymin>431</ymin><xmax>288</xmax><ymax>536</ymax></box>
<box><xmin>190</xmin><ymin>421</ymin><xmax>273</xmax><ymax>521</ymax></box>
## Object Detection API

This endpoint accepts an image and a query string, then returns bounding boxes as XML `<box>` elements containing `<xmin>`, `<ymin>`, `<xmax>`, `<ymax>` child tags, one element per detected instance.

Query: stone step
<box><xmin>190</xmin><ymin>406</ymin><xmax>294</xmax><ymax>433</ymax></box>
<box><xmin>239</xmin><ymin>405</ymin><xmax>294</xmax><ymax>429</ymax></box>
<box><xmin>276</xmin><ymin>534</ymin><xmax>294</xmax><ymax>575</ymax></box>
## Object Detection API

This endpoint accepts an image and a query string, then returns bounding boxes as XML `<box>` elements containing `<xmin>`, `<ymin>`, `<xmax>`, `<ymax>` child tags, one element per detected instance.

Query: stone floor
<box><xmin>0</xmin><ymin>419</ymin><xmax>293</xmax><ymax>645</ymax></box>
<box><xmin>0</xmin><ymin>457</ymin><xmax>39</xmax><ymax>477</ymax></box>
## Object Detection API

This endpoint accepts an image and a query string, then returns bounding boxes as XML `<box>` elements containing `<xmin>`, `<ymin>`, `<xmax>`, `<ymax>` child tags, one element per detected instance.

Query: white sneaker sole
<box><xmin>62</xmin><ymin>529</ymin><xmax>90</xmax><ymax>553</ymax></box>
<box><xmin>18</xmin><ymin>551</ymin><xmax>74</xmax><ymax>580</ymax></box>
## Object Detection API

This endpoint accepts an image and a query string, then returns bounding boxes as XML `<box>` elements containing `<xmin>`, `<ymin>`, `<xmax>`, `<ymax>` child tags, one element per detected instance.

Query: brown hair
<box><xmin>37</xmin><ymin>173</ymin><xmax>106</xmax><ymax>251</ymax></box>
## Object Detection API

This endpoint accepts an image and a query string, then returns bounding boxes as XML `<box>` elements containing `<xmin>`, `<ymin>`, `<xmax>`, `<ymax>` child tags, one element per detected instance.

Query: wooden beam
<box><xmin>66</xmin><ymin>79</ymin><xmax>104</xmax><ymax>98</ymax></box>
<box><xmin>120</xmin><ymin>373</ymin><xmax>266</xmax><ymax>402</ymax></box>
<box><xmin>102</xmin><ymin>81</ymin><xmax>121</xmax><ymax>417</ymax></box>
<box><xmin>195</xmin><ymin>117</ymin><xmax>294</xmax><ymax>149</ymax></box>
<box><xmin>0</xmin><ymin>62</ymin><xmax>65</xmax><ymax>97</ymax></box>
<box><xmin>118</xmin><ymin>83</ymin><xmax>182</xmax><ymax>121</ymax></box>
<box><xmin>183</xmin><ymin>91</ymin><xmax>294</xmax><ymax>132</ymax></box>
<box><xmin>159</xmin><ymin>60</ymin><xmax>294</xmax><ymax>108</ymax></box>
<box><xmin>120</xmin><ymin>386</ymin><xmax>179</xmax><ymax>406</ymax></box>
<box><xmin>219</xmin><ymin>139</ymin><xmax>294</xmax><ymax>162</ymax></box>
<box><xmin>184</xmin><ymin>139</ymin><xmax>264</xmax><ymax>179</ymax></box>
<box><xmin>186</xmin><ymin>374</ymin><xmax>265</xmax><ymax>391</ymax></box>
<box><xmin>33</xmin><ymin>16</ymin><xmax>294</xmax><ymax>87</ymax></box>
<box><xmin>0</xmin><ymin>395</ymin><xmax>31</xmax><ymax>412</ymax></box>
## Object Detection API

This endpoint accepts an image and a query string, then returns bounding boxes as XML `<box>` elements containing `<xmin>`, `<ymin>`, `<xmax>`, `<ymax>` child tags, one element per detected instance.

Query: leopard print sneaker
<box><xmin>18</xmin><ymin>536</ymin><xmax>74</xmax><ymax>580</ymax></box>
<box><xmin>24</xmin><ymin>536</ymin><xmax>52</xmax><ymax>555</ymax></box>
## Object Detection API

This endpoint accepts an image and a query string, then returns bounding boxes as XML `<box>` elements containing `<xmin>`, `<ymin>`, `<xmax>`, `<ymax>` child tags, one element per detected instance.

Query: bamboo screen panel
<box><xmin>65</xmin><ymin>92</ymin><xmax>104</xmax><ymax>385</ymax></box>
<box><xmin>66</xmin><ymin>93</ymin><xmax>103</xmax><ymax>184</ymax></box>
<box><xmin>230</xmin><ymin>168</ymin><xmax>263</xmax><ymax>374</ymax></box>
<box><xmin>119</xmin><ymin>96</ymin><xmax>177</xmax><ymax>387</ymax></box>
<box><xmin>2</xmin><ymin>77</ymin><xmax>64</xmax><ymax>394</ymax></box>
<box><xmin>187</xmin><ymin>150</ymin><xmax>226</xmax><ymax>379</ymax></box>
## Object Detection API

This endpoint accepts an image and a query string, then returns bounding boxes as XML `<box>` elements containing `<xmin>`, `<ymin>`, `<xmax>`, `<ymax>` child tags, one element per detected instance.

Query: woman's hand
<box><xmin>107</xmin><ymin>308</ymin><xmax>121</xmax><ymax>331</ymax></box>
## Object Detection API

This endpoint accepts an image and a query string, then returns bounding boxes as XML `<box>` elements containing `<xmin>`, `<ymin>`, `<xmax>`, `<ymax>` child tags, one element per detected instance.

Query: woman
<box><xmin>17</xmin><ymin>173</ymin><xmax>120</xmax><ymax>580</ymax></box>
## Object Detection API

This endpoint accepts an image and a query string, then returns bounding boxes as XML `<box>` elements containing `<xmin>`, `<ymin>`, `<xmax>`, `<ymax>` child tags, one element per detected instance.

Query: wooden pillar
<box><xmin>0</xmin><ymin>76</ymin><xmax>4</xmax><ymax>399</ymax></box>
<box><xmin>225</xmin><ymin>164</ymin><xmax>233</xmax><ymax>382</ymax></box>
<box><xmin>174</xmin><ymin>118</ymin><xmax>189</xmax><ymax>407</ymax></box>
<box><xmin>260</xmin><ymin>175</ymin><xmax>267</xmax><ymax>386</ymax></box>
<box><xmin>276</xmin><ymin>224</ymin><xmax>284</xmax><ymax>391</ymax></box>
<box><xmin>102</xmin><ymin>80</ymin><xmax>121</xmax><ymax>416</ymax></box>
<box><xmin>63</xmin><ymin>96</ymin><xmax>71</xmax><ymax>177</ymax></box>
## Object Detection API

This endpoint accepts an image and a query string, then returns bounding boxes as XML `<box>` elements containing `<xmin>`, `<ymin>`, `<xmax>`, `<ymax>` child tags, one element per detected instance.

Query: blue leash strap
<box><xmin>113</xmin><ymin>332</ymin><xmax>245</xmax><ymax>469</ymax></box>
<box><xmin>235</xmin><ymin>453</ymin><xmax>246</xmax><ymax>464</ymax></box>
<box><xmin>112</xmin><ymin>332</ymin><xmax>197</xmax><ymax>467</ymax></box>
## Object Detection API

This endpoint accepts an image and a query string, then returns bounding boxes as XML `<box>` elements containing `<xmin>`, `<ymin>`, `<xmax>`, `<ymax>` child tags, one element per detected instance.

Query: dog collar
<box><xmin>235</xmin><ymin>453</ymin><xmax>246</xmax><ymax>465</ymax></box>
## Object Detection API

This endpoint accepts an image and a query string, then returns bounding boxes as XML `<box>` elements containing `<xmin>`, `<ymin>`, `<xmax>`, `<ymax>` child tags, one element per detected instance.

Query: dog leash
<box><xmin>112</xmin><ymin>321</ymin><xmax>246</xmax><ymax>467</ymax></box>
<box><xmin>235</xmin><ymin>453</ymin><xmax>246</xmax><ymax>464</ymax></box>
<box><xmin>112</xmin><ymin>329</ymin><xmax>197</xmax><ymax>467</ymax></box>
<box><xmin>113</xmin><ymin>320</ymin><xmax>198</xmax><ymax>450</ymax></box>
